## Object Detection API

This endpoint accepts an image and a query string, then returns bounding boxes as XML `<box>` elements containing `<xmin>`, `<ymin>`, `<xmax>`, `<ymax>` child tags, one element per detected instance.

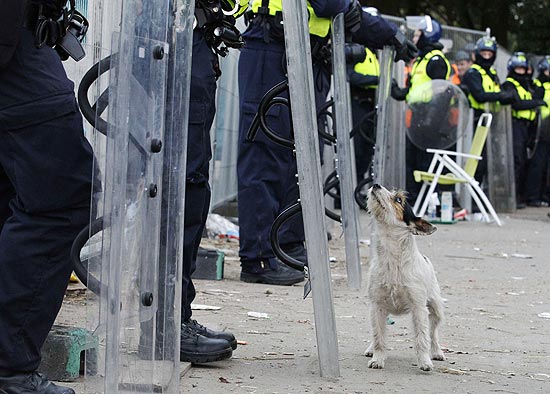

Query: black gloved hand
<box><xmin>390</xmin><ymin>78</ymin><xmax>408</xmax><ymax>101</ymax></box>
<box><xmin>497</xmin><ymin>90</ymin><xmax>516</xmax><ymax>105</ymax></box>
<box><xmin>343</xmin><ymin>0</ymin><xmax>362</xmax><ymax>33</ymax></box>
<box><xmin>391</xmin><ymin>30</ymin><xmax>418</xmax><ymax>63</ymax></box>
<box><xmin>537</xmin><ymin>99</ymin><xmax>548</xmax><ymax>107</ymax></box>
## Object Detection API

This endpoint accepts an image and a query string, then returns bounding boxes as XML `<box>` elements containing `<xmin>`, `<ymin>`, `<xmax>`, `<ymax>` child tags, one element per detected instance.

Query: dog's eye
<box><xmin>395</xmin><ymin>197</ymin><xmax>402</xmax><ymax>204</ymax></box>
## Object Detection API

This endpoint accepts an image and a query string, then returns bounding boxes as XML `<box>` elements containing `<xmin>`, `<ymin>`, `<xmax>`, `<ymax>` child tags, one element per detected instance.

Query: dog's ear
<box><xmin>410</xmin><ymin>218</ymin><xmax>437</xmax><ymax>235</ymax></box>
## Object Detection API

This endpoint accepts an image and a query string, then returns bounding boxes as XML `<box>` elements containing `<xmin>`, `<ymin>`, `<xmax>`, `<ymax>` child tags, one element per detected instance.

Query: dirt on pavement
<box><xmin>58</xmin><ymin>208</ymin><xmax>550</xmax><ymax>394</ymax></box>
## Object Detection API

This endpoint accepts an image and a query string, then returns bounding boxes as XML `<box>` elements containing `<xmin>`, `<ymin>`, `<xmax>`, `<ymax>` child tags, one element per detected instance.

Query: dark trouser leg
<box><xmin>181</xmin><ymin>182</ymin><xmax>211</xmax><ymax>321</ymax></box>
<box><xmin>0</xmin><ymin>112</ymin><xmax>93</xmax><ymax>372</ymax></box>
<box><xmin>0</xmin><ymin>165</ymin><xmax>14</xmax><ymax>233</ymax></box>
<box><xmin>352</xmin><ymin>100</ymin><xmax>375</xmax><ymax>182</ymax></box>
<box><xmin>512</xmin><ymin>119</ymin><xmax>529</xmax><ymax>203</ymax></box>
<box><xmin>526</xmin><ymin>140</ymin><xmax>550</xmax><ymax>202</ymax></box>
<box><xmin>237</xmin><ymin>41</ymin><xmax>292</xmax><ymax>265</ymax></box>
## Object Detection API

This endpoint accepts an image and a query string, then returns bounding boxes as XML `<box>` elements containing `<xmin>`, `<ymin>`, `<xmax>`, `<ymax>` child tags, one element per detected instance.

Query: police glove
<box><xmin>537</xmin><ymin>99</ymin><xmax>548</xmax><ymax>107</ymax></box>
<box><xmin>497</xmin><ymin>90</ymin><xmax>516</xmax><ymax>105</ymax></box>
<box><xmin>391</xmin><ymin>30</ymin><xmax>418</xmax><ymax>63</ymax></box>
<box><xmin>391</xmin><ymin>78</ymin><xmax>408</xmax><ymax>101</ymax></box>
<box><xmin>344</xmin><ymin>0</ymin><xmax>362</xmax><ymax>33</ymax></box>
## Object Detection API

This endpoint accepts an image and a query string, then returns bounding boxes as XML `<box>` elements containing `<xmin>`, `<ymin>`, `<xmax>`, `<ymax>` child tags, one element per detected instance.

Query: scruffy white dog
<box><xmin>365</xmin><ymin>184</ymin><xmax>445</xmax><ymax>371</ymax></box>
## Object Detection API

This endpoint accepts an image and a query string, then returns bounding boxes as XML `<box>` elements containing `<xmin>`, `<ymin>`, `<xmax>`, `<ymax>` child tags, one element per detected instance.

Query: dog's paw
<box><xmin>419</xmin><ymin>360</ymin><xmax>433</xmax><ymax>371</ymax></box>
<box><xmin>368</xmin><ymin>358</ymin><xmax>385</xmax><ymax>369</ymax></box>
<box><xmin>431</xmin><ymin>350</ymin><xmax>446</xmax><ymax>361</ymax></box>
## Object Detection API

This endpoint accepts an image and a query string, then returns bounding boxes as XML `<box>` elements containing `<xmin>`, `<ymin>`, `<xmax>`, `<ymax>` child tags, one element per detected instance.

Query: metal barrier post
<box><xmin>281</xmin><ymin>0</ymin><xmax>340</xmax><ymax>378</ymax></box>
<box><xmin>331</xmin><ymin>14</ymin><xmax>362</xmax><ymax>289</ymax></box>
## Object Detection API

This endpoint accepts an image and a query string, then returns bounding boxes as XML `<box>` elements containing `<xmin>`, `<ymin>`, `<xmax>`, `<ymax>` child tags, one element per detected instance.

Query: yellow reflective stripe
<box><xmin>506</xmin><ymin>77</ymin><xmax>536</xmax><ymax>121</ymax></box>
<box><xmin>467</xmin><ymin>64</ymin><xmax>501</xmax><ymax>111</ymax></box>
<box><xmin>535</xmin><ymin>79</ymin><xmax>550</xmax><ymax>119</ymax></box>
<box><xmin>233</xmin><ymin>0</ymin><xmax>251</xmax><ymax>18</ymax></box>
<box><xmin>407</xmin><ymin>50</ymin><xmax>450</xmax><ymax>102</ymax></box>
<box><xmin>251</xmin><ymin>0</ymin><xmax>280</xmax><ymax>14</ymax></box>
<box><xmin>251</xmin><ymin>0</ymin><xmax>331</xmax><ymax>37</ymax></box>
<box><xmin>353</xmin><ymin>48</ymin><xmax>379</xmax><ymax>89</ymax></box>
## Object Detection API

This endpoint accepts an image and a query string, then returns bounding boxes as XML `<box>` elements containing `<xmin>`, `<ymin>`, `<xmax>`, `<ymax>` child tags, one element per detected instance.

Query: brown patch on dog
<box><xmin>390</xmin><ymin>190</ymin><xmax>408</xmax><ymax>222</ymax></box>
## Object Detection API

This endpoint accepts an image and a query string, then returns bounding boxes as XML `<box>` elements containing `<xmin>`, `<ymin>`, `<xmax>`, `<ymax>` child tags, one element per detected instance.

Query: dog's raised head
<box><xmin>367</xmin><ymin>184</ymin><xmax>436</xmax><ymax>236</ymax></box>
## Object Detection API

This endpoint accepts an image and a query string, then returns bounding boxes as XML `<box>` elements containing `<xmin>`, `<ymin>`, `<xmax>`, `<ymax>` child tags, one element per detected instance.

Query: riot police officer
<box><xmin>237</xmin><ymin>0</ymin><xmax>417</xmax><ymax>285</ymax></box>
<box><xmin>391</xmin><ymin>17</ymin><xmax>451</xmax><ymax>202</ymax></box>
<box><xmin>525</xmin><ymin>56</ymin><xmax>550</xmax><ymax>206</ymax></box>
<box><xmin>462</xmin><ymin>37</ymin><xmax>515</xmax><ymax>188</ymax></box>
<box><xmin>501</xmin><ymin>52</ymin><xmax>547</xmax><ymax>209</ymax></box>
<box><xmin>178</xmin><ymin>0</ymin><xmax>249</xmax><ymax>363</ymax></box>
<box><xmin>0</xmin><ymin>1</ymin><xmax>94</xmax><ymax>393</ymax></box>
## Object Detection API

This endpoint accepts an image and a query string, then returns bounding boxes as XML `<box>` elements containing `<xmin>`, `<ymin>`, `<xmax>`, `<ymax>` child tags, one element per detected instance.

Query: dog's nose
<box><xmin>372</xmin><ymin>184</ymin><xmax>381</xmax><ymax>190</ymax></box>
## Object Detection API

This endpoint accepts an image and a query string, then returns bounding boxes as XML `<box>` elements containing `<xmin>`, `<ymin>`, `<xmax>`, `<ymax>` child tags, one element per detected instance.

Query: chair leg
<box><xmin>417</xmin><ymin>161</ymin><xmax>445</xmax><ymax>218</ymax></box>
<box><xmin>414</xmin><ymin>182</ymin><xmax>429</xmax><ymax>216</ymax></box>
<box><xmin>466</xmin><ymin>184</ymin><xmax>490</xmax><ymax>220</ymax></box>
<box><xmin>469</xmin><ymin>182</ymin><xmax>502</xmax><ymax>226</ymax></box>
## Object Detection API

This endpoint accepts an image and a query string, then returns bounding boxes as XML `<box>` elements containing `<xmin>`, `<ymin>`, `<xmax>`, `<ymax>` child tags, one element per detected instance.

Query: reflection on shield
<box><xmin>406</xmin><ymin>80</ymin><xmax>470</xmax><ymax>151</ymax></box>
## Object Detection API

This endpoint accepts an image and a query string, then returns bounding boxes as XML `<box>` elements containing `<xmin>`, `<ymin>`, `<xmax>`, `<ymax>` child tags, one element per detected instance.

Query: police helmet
<box><xmin>538</xmin><ymin>55</ymin><xmax>550</xmax><ymax>73</ymax></box>
<box><xmin>474</xmin><ymin>37</ymin><xmax>497</xmax><ymax>57</ymax></box>
<box><xmin>420</xmin><ymin>18</ymin><xmax>442</xmax><ymax>43</ymax></box>
<box><xmin>507</xmin><ymin>52</ymin><xmax>529</xmax><ymax>72</ymax></box>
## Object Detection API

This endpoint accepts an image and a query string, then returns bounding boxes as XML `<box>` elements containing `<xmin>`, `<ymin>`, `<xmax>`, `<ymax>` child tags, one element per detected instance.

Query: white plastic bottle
<box><xmin>427</xmin><ymin>192</ymin><xmax>438</xmax><ymax>220</ymax></box>
<box><xmin>441</xmin><ymin>191</ymin><xmax>453</xmax><ymax>222</ymax></box>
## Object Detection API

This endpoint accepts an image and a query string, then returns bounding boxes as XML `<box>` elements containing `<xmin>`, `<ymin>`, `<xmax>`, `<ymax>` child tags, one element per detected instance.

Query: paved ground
<box><xmin>57</xmin><ymin>207</ymin><xmax>550</xmax><ymax>393</ymax></box>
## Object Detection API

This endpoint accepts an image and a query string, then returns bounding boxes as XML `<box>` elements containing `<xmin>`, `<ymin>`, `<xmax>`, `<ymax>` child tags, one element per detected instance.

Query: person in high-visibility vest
<box><xmin>525</xmin><ymin>56</ymin><xmax>550</xmax><ymax>207</ymax></box>
<box><xmin>461</xmin><ymin>37</ymin><xmax>515</xmax><ymax>192</ymax></box>
<box><xmin>237</xmin><ymin>0</ymin><xmax>417</xmax><ymax>285</ymax></box>
<box><xmin>501</xmin><ymin>52</ymin><xmax>547</xmax><ymax>209</ymax></box>
<box><xmin>391</xmin><ymin>16</ymin><xmax>451</xmax><ymax>201</ymax></box>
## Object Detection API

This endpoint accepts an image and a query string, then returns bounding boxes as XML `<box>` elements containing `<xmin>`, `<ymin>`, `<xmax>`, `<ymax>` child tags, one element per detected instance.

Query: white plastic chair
<box><xmin>412</xmin><ymin>113</ymin><xmax>502</xmax><ymax>225</ymax></box>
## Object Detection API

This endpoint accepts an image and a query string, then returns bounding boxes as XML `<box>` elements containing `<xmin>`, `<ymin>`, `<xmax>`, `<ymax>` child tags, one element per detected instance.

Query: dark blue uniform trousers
<box><xmin>237</xmin><ymin>39</ymin><xmax>330</xmax><ymax>265</ymax></box>
<box><xmin>181</xmin><ymin>31</ymin><xmax>217</xmax><ymax>321</ymax></box>
<box><xmin>0</xmin><ymin>111</ymin><xmax>93</xmax><ymax>372</ymax></box>
<box><xmin>512</xmin><ymin>118</ymin><xmax>533</xmax><ymax>203</ymax></box>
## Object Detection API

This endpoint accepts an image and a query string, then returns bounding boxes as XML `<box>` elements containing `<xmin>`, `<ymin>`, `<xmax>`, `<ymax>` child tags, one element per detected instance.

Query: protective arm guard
<box><xmin>0</xmin><ymin>0</ymin><xmax>27</xmax><ymax>67</ymax></box>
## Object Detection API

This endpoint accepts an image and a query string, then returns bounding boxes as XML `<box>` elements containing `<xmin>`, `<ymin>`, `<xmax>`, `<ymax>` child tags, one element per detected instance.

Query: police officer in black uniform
<box><xmin>178</xmin><ymin>0</ymin><xmax>248</xmax><ymax>363</ymax></box>
<box><xmin>0</xmin><ymin>1</ymin><xmax>94</xmax><ymax>393</ymax></box>
<box><xmin>461</xmin><ymin>37</ymin><xmax>515</xmax><ymax>188</ymax></box>
<box><xmin>501</xmin><ymin>52</ymin><xmax>547</xmax><ymax>209</ymax></box>
<box><xmin>391</xmin><ymin>17</ymin><xmax>451</xmax><ymax>202</ymax></box>
<box><xmin>237</xmin><ymin>0</ymin><xmax>417</xmax><ymax>285</ymax></box>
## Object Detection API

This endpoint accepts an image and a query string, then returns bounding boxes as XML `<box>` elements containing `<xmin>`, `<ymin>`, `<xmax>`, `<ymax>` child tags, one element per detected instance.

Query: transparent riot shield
<box><xmin>281</xmin><ymin>0</ymin><xmax>340</xmax><ymax>378</ymax></box>
<box><xmin>487</xmin><ymin>105</ymin><xmax>516</xmax><ymax>212</ymax></box>
<box><xmin>331</xmin><ymin>13</ymin><xmax>361</xmax><ymax>290</ymax></box>
<box><xmin>77</xmin><ymin>1</ymin><xmax>195</xmax><ymax>393</ymax></box>
<box><xmin>406</xmin><ymin>80</ymin><xmax>470</xmax><ymax>151</ymax></box>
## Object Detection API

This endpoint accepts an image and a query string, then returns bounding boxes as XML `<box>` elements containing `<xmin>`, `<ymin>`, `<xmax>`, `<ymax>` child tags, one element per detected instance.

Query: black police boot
<box><xmin>240</xmin><ymin>258</ymin><xmax>305</xmax><ymax>286</ymax></box>
<box><xmin>180</xmin><ymin>324</ymin><xmax>233</xmax><ymax>363</ymax></box>
<box><xmin>0</xmin><ymin>372</ymin><xmax>75</xmax><ymax>394</ymax></box>
<box><xmin>280</xmin><ymin>242</ymin><xmax>308</xmax><ymax>264</ymax></box>
<box><xmin>184</xmin><ymin>319</ymin><xmax>237</xmax><ymax>350</ymax></box>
